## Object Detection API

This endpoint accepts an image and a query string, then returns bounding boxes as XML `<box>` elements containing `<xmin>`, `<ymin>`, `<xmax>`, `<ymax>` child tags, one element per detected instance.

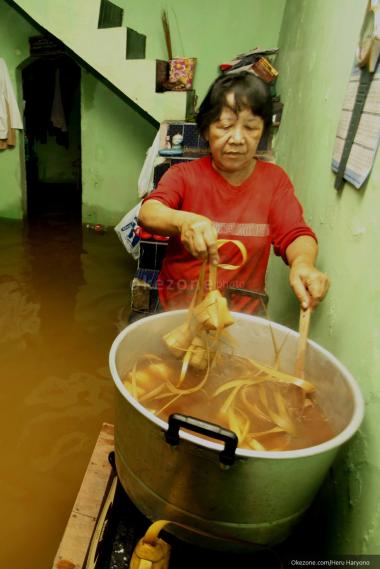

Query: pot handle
<box><xmin>165</xmin><ymin>413</ymin><xmax>238</xmax><ymax>466</ymax></box>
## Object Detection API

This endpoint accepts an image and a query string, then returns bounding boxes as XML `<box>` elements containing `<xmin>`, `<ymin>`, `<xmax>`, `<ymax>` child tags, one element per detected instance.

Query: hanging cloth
<box><xmin>50</xmin><ymin>67</ymin><xmax>67</xmax><ymax>132</ymax></box>
<box><xmin>0</xmin><ymin>102</ymin><xmax>16</xmax><ymax>149</ymax></box>
<box><xmin>0</xmin><ymin>58</ymin><xmax>23</xmax><ymax>146</ymax></box>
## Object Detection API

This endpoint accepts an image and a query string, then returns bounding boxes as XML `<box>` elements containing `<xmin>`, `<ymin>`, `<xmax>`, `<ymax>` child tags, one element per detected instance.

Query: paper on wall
<box><xmin>331</xmin><ymin>61</ymin><xmax>380</xmax><ymax>189</ymax></box>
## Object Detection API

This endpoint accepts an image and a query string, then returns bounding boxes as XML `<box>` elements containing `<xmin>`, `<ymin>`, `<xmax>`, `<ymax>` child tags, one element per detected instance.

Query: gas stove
<box><xmin>86</xmin><ymin>452</ymin><xmax>318</xmax><ymax>569</ymax></box>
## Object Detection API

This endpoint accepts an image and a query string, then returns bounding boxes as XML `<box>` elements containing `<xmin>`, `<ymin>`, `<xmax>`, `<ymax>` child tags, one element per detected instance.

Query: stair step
<box><xmin>67</xmin><ymin>0</ymin><xmax>103</xmax><ymax>31</ymax></box>
<box><xmin>126</xmin><ymin>28</ymin><xmax>146</xmax><ymax>59</ymax></box>
<box><xmin>13</xmin><ymin>0</ymin><xmax>191</xmax><ymax>122</ymax></box>
<box><xmin>89</xmin><ymin>27</ymin><xmax>127</xmax><ymax>67</ymax></box>
<box><xmin>156</xmin><ymin>60</ymin><xmax>169</xmax><ymax>91</ymax></box>
<box><xmin>114</xmin><ymin>60</ymin><xmax>191</xmax><ymax>121</ymax></box>
<box><xmin>98</xmin><ymin>0</ymin><xmax>123</xmax><ymax>28</ymax></box>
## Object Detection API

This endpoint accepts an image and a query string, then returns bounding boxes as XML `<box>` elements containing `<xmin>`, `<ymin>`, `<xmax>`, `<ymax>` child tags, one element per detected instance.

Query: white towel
<box><xmin>0</xmin><ymin>58</ymin><xmax>23</xmax><ymax>139</ymax></box>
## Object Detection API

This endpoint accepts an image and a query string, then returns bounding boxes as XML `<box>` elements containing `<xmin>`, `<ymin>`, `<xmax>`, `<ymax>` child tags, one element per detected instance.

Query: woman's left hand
<box><xmin>289</xmin><ymin>262</ymin><xmax>330</xmax><ymax>310</ymax></box>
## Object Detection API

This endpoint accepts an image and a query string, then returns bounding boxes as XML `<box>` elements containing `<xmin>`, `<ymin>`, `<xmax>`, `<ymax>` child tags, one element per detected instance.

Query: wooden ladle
<box><xmin>294</xmin><ymin>307</ymin><xmax>312</xmax><ymax>378</ymax></box>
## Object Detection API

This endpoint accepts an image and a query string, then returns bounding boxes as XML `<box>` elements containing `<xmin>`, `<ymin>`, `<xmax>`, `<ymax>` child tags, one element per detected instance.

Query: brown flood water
<box><xmin>0</xmin><ymin>217</ymin><xmax>136</xmax><ymax>569</ymax></box>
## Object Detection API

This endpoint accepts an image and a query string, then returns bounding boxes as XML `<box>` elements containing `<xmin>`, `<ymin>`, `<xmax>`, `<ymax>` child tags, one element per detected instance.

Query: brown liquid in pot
<box><xmin>122</xmin><ymin>353</ymin><xmax>335</xmax><ymax>451</ymax></box>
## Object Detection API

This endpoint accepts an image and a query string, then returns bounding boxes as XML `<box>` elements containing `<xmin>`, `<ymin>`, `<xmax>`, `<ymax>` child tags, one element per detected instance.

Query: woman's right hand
<box><xmin>177</xmin><ymin>212</ymin><xmax>219</xmax><ymax>265</ymax></box>
<box><xmin>138</xmin><ymin>200</ymin><xmax>219</xmax><ymax>264</ymax></box>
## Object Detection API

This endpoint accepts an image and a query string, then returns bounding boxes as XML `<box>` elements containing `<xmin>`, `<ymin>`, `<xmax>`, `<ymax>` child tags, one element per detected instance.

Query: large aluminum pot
<box><xmin>109</xmin><ymin>310</ymin><xmax>364</xmax><ymax>551</ymax></box>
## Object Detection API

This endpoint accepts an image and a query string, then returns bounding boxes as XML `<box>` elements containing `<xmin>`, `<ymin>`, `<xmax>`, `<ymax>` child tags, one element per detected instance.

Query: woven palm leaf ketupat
<box><xmin>163</xmin><ymin>239</ymin><xmax>247</xmax><ymax>370</ymax></box>
<box><xmin>121</xmin><ymin>239</ymin><xmax>341</xmax><ymax>452</ymax></box>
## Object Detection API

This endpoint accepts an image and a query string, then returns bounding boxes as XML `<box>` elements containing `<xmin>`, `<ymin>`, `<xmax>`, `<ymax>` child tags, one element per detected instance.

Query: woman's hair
<box><xmin>196</xmin><ymin>71</ymin><xmax>273</xmax><ymax>137</ymax></box>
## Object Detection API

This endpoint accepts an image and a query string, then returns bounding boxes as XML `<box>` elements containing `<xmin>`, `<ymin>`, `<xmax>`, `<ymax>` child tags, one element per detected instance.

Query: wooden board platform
<box><xmin>52</xmin><ymin>423</ymin><xmax>115</xmax><ymax>569</ymax></box>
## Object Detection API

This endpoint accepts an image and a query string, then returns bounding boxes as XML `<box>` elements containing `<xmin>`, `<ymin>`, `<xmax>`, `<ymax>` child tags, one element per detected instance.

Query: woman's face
<box><xmin>206</xmin><ymin>93</ymin><xmax>264</xmax><ymax>176</ymax></box>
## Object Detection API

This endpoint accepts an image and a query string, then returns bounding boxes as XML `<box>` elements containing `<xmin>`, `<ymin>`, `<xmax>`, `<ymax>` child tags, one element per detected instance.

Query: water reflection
<box><xmin>0</xmin><ymin>217</ymin><xmax>136</xmax><ymax>568</ymax></box>
<box><xmin>0</xmin><ymin>277</ymin><xmax>40</xmax><ymax>342</ymax></box>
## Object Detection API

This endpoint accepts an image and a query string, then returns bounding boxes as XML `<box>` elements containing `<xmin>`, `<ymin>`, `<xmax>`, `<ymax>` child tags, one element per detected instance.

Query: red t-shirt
<box><xmin>144</xmin><ymin>156</ymin><xmax>316</xmax><ymax>314</ymax></box>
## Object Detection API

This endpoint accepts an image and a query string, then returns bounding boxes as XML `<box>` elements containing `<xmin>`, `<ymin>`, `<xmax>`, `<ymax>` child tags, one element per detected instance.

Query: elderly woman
<box><xmin>139</xmin><ymin>72</ymin><xmax>329</xmax><ymax>314</ymax></box>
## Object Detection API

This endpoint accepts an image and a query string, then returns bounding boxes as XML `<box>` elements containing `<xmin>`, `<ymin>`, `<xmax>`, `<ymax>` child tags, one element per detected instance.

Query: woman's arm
<box><xmin>138</xmin><ymin>199</ymin><xmax>219</xmax><ymax>264</ymax></box>
<box><xmin>286</xmin><ymin>236</ymin><xmax>330</xmax><ymax>309</ymax></box>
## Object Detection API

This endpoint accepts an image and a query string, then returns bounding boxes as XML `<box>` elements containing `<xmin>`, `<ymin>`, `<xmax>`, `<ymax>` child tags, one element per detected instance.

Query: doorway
<box><xmin>22</xmin><ymin>54</ymin><xmax>82</xmax><ymax>222</ymax></box>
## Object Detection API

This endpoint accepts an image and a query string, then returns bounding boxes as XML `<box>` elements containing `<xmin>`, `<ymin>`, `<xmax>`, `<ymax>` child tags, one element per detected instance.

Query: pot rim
<box><xmin>109</xmin><ymin>310</ymin><xmax>365</xmax><ymax>460</ymax></box>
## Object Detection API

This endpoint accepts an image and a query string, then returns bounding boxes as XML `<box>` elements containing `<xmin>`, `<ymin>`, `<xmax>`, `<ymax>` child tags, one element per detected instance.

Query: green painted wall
<box><xmin>80</xmin><ymin>70</ymin><xmax>156</xmax><ymax>225</ymax></box>
<box><xmin>115</xmin><ymin>0</ymin><xmax>286</xmax><ymax>104</ymax></box>
<box><xmin>2</xmin><ymin>0</ymin><xmax>380</xmax><ymax>554</ymax></box>
<box><xmin>268</xmin><ymin>0</ymin><xmax>380</xmax><ymax>554</ymax></box>
<box><xmin>80</xmin><ymin>0</ymin><xmax>286</xmax><ymax>225</ymax></box>
<box><xmin>0</xmin><ymin>0</ymin><xmax>157</xmax><ymax>223</ymax></box>
<box><xmin>0</xmin><ymin>0</ymin><xmax>36</xmax><ymax>218</ymax></box>
<box><xmin>1</xmin><ymin>0</ymin><xmax>285</xmax><ymax>223</ymax></box>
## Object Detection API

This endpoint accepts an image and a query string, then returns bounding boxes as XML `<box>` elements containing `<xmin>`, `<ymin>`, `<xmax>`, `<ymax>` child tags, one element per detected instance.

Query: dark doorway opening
<box><xmin>22</xmin><ymin>53</ymin><xmax>81</xmax><ymax>223</ymax></box>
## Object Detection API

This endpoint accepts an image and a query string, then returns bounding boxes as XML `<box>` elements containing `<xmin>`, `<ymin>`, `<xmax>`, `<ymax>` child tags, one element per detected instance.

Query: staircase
<box><xmin>11</xmin><ymin>0</ymin><xmax>192</xmax><ymax>123</ymax></box>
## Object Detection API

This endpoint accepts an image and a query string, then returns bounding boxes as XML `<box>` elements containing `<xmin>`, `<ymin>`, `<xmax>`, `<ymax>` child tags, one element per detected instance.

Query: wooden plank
<box><xmin>52</xmin><ymin>423</ymin><xmax>115</xmax><ymax>569</ymax></box>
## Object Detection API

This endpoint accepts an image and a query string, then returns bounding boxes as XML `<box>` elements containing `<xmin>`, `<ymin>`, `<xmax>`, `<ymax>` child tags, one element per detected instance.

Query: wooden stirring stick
<box><xmin>294</xmin><ymin>307</ymin><xmax>312</xmax><ymax>378</ymax></box>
